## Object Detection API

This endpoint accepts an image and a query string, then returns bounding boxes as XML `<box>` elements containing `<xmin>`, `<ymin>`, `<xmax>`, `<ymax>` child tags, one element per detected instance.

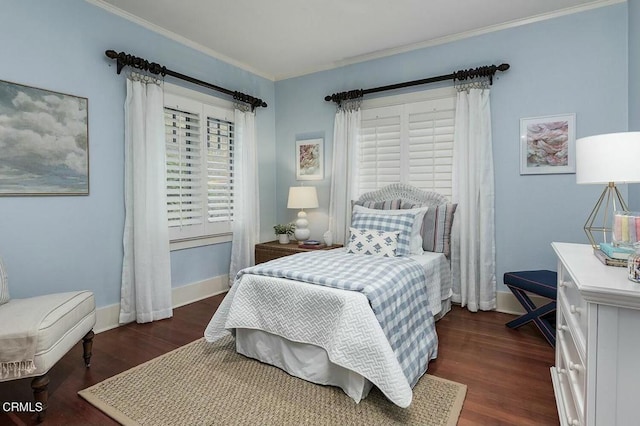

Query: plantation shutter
<box><xmin>359</xmin><ymin>106</ymin><xmax>402</xmax><ymax>195</ymax></box>
<box><xmin>358</xmin><ymin>93</ymin><xmax>455</xmax><ymax>199</ymax></box>
<box><xmin>206</xmin><ymin>114</ymin><xmax>234</xmax><ymax>224</ymax></box>
<box><xmin>164</xmin><ymin>93</ymin><xmax>234</xmax><ymax>240</ymax></box>
<box><xmin>407</xmin><ymin>97</ymin><xmax>455</xmax><ymax>198</ymax></box>
<box><xmin>165</xmin><ymin>105</ymin><xmax>204</xmax><ymax>236</ymax></box>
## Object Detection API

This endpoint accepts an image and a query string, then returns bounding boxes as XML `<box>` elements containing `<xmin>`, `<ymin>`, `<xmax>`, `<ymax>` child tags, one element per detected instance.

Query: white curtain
<box><xmin>328</xmin><ymin>106</ymin><xmax>361</xmax><ymax>244</ymax></box>
<box><xmin>451</xmin><ymin>88</ymin><xmax>496</xmax><ymax>312</ymax></box>
<box><xmin>120</xmin><ymin>75</ymin><xmax>173</xmax><ymax>324</ymax></box>
<box><xmin>229</xmin><ymin>109</ymin><xmax>259</xmax><ymax>282</ymax></box>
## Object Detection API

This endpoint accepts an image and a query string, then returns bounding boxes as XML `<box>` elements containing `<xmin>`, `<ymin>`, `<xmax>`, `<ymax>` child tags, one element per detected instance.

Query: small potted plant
<box><xmin>274</xmin><ymin>223</ymin><xmax>295</xmax><ymax>244</ymax></box>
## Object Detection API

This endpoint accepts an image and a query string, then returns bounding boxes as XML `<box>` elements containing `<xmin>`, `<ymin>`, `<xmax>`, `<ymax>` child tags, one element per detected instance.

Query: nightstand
<box><xmin>255</xmin><ymin>241</ymin><xmax>343</xmax><ymax>264</ymax></box>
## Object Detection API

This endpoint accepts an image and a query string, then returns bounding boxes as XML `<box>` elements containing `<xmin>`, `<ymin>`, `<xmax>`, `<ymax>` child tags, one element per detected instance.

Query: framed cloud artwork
<box><xmin>0</xmin><ymin>79</ymin><xmax>89</xmax><ymax>195</ymax></box>
<box><xmin>520</xmin><ymin>113</ymin><xmax>576</xmax><ymax>175</ymax></box>
<box><xmin>296</xmin><ymin>138</ymin><xmax>323</xmax><ymax>181</ymax></box>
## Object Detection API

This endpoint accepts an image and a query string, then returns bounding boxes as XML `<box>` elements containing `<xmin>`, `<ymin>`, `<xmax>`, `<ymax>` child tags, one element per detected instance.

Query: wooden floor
<box><xmin>0</xmin><ymin>294</ymin><xmax>559</xmax><ymax>425</ymax></box>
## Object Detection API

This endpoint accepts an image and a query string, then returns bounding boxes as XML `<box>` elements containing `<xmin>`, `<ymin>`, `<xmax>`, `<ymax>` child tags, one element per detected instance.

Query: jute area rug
<box><xmin>79</xmin><ymin>336</ymin><xmax>466</xmax><ymax>426</ymax></box>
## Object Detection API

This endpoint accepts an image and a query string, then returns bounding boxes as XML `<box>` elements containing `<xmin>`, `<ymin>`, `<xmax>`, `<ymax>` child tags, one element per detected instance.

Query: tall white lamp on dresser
<box><xmin>575</xmin><ymin>132</ymin><xmax>640</xmax><ymax>248</ymax></box>
<box><xmin>551</xmin><ymin>242</ymin><xmax>640</xmax><ymax>426</ymax></box>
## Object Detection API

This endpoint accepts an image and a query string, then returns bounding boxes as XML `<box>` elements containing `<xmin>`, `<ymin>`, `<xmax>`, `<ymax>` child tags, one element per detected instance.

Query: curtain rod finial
<box><xmin>105</xmin><ymin>50</ymin><xmax>118</xmax><ymax>59</ymax></box>
<box><xmin>498</xmin><ymin>63</ymin><xmax>510</xmax><ymax>71</ymax></box>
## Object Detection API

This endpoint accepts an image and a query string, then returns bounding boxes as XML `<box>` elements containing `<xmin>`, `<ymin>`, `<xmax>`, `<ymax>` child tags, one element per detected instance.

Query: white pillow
<box><xmin>347</xmin><ymin>228</ymin><xmax>400</xmax><ymax>257</ymax></box>
<box><xmin>0</xmin><ymin>256</ymin><xmax>9</xmax><ymax>306</ymax></box>
<box><xmin>352</xmin><ymin>204</ymin><xmax>428</xmax><ymax>255</ymax></box>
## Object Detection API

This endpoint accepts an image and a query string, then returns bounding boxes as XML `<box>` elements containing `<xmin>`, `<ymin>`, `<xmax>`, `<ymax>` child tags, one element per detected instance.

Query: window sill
<box><xmin>170</xmin><ymin>233</ymin><xmax>233</xmax><ymax>251</ymax></box>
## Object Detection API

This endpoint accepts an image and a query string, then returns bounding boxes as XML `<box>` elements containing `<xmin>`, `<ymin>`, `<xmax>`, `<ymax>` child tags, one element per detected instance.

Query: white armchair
<box><xmin>0</xmin><ymin>257</ymin><xmax>96</xmax><ymax>421</ymax></box>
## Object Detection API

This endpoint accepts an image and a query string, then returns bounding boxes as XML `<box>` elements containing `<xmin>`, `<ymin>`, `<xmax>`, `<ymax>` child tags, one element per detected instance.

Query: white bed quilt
<box><xmin>205</xmin><ymin>273</ymin><xmax>421</xmax><ymax>407</ymax></box>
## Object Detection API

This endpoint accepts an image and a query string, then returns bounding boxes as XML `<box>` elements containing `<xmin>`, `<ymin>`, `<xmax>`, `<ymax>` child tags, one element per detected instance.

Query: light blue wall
<box><xmin>0</xmin><ymin>0</ymin><xmax>276</xmax><ymax>307</ymax></box>
<box><xmin>0</xmin><ymin>1</ymin><xmax>633</xmax><ymax>306</ymax></box>
<box><xmin>629</xmin><ymin>0</ymin><xmax>640</xmax><ymax>209</ymax></box>
<box><xmin>275</xmin><ymin>4</ymin><xmax>629</xmax><ymax>291</ymax></box>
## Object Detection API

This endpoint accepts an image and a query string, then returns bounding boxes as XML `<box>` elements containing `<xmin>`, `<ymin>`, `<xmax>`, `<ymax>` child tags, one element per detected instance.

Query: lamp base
<box><xmin>294</xmin><ymin>210</ymin><xmax>311</xmax><ymax>242</ymax></box>
<box><xmin>584</xmin><ymin>182</ymin><xmax>629</xmax><ymax>248</ymax></box>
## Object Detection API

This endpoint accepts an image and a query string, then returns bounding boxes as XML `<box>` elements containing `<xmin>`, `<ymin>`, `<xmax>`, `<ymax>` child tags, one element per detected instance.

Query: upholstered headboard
<box><xmin>357</xmin><ymin>183</ymin><xmax>448</xmax><ymax>208</ymax></box>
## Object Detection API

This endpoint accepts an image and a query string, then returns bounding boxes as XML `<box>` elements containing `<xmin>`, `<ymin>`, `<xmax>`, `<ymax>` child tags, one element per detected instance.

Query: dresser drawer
<box><xmin>552</xmin><ymin>366</ymin><xmax>583</xmax><ymax>426</ymax></box>
<box><xmin>558</xmin><ymin>270</ymin><xmax>587</xmax><ymax>343</ymax></box>
<box><xmin>557</xmin><ymin>308</ymin><xmax>585</xmax><ymax>424</ymax></box>
<box><xmin>558</xmin><ymin>290</ymin><xmax>586</xmax><ymax>360</ymax></box>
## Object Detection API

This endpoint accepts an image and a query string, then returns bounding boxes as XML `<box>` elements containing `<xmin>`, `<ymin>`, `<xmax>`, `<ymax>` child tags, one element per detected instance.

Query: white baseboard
<box><xmin>172</xmin><ymin>275</ymin><xmax>230</xmax><ymax>309</ymax></box>
<box><xmin>94</xmin><ymin>303</ymin><xmax>121</xmax><ymax>334</ymax></box>
<box><xmin>496</xmin><ymin>290</ymin><xmax>552</xmax><ymax>315</ymax></box>
<box><xmin>94</xmin><ymin>275</ymin><xmax>230</xmax><ymax>334</ymax></box>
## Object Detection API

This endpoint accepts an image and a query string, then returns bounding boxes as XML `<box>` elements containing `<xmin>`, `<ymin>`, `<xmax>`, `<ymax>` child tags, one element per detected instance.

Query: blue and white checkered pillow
<box><xmin>347</xmin><ymin>228</ymin><xmax>399</xmax><ymax>257</ymax></box>
<box><xmin>351</xmin><ymin>211</ymin><xmax>415</xmax><ymax>257</ymax></box>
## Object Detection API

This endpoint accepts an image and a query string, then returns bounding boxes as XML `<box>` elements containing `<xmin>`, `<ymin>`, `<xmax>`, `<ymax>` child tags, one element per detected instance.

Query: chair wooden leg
<box><xmin>31</xmin><ymin>374</ymin><xmax>49</xmax><ymax>422</ymax></box>
<box><xmin>83</xmin><ymin>329</ymin><xmax>95</xmax><ymax>367</ymax></box>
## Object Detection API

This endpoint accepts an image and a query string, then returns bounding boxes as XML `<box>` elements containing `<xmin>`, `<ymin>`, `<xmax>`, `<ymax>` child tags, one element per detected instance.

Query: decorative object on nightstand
<box><xmin>576</xmin><ymin>132</ymin><xmax>640</xmax><ymax>249</ymax></box>
<box><xmin>323</xmin><ymin>230</ymin><xmax>333</xmax><ymax>246</ymax></box>
<box><xmin>273</xmin><ymin>223</ymin><xmax>295</xmax><ymax>244</ymax></box>
<box><xmin>287</xmin><ymin>186</ymin><xmax>319</xmax><ymax>242</ymax></box>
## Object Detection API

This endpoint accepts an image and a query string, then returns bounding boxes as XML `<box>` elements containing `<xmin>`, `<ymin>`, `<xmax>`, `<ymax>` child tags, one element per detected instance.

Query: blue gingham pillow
<box><xmin>351</xmin><ymin>211</ymin><xmax>415</xmax><ymax>257</ymax></box>
<box><xmin>347</xmin><ymin>228</ymin><xmax>399</xmax><ymax>257</ymax></box>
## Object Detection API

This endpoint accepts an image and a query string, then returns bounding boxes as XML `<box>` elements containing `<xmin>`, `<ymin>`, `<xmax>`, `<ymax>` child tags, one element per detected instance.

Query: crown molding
<box><xmin>86</xmin><ymin>0</ymin><xmax>624</xmax><ymax>82</ymax></box>
<box><xmin>84</xmin><ymin>0</ymin><xmax>275</xmax><ymax>81</ymax></box>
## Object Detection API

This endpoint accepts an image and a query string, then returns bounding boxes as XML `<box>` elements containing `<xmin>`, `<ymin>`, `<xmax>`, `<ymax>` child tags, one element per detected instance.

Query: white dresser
<box><xmin>551</xmin><ymin>242</ymin><xmax>640</xmax><ymax>426</ymax></box>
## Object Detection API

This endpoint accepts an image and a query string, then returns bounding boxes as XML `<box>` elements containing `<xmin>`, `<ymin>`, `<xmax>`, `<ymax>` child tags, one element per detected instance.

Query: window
<box><xmin>164</xmin><ymin>86</ymin><xmax>234</xmax><ymax>242</ymax></box>
<box><xmin>358</xmin><ymin>88</ymin><xmax>456</xmax><ymax>199</ymax></box>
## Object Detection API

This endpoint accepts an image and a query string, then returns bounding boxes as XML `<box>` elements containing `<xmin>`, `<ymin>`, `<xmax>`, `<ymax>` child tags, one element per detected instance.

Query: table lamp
<box><xmin>576</xmin><ymin>131</ymin><xmax>640</xmax><ymax>248</ymax></box>
<box><xmin>287</xmin><ymin>186</ymin><xmax>319</xmax><ymax>242</ymax></box>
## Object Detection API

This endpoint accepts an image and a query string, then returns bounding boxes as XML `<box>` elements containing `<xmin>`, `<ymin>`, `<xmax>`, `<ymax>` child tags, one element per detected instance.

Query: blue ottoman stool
<box><xmin>504</xmin><ymin>270</ymin><xmax>557</xmax><ymax>347</ymax></box>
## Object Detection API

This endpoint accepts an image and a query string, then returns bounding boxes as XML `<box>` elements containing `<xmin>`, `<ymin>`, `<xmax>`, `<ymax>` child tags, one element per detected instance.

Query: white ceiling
<box><xmin>89</xmin><ymin>0</ymin><xmax>619</xmax><ymax>81</ymax></box>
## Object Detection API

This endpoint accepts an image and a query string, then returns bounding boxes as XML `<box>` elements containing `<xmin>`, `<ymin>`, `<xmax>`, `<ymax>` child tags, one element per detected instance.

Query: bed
<box><xmin>204</xmin><ymin>184</ymin><xmax>457</xmax><ymax>408</ymax></box>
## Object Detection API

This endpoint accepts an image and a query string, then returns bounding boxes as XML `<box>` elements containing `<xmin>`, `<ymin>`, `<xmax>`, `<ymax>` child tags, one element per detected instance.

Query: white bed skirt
<box><xmin>235</xmin><ymin>294</ymin><xmax>451</xmax><ymax>405</ymax></box>
<box><xmin>236</xmin><ymin>328</ymin><xmax>373</xmax><ymax>403</ymax></box>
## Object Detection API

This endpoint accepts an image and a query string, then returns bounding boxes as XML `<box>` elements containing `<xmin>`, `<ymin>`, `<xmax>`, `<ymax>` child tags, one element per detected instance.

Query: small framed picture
<box><xmin>520</xmin><ymin>113</ymin><xmax>576</xmax><ymax>175</ymax></box>
<box><xmin>296</xmin><ymin>138</ymin><xmax>323</xmax><ymax>181</ymax></box>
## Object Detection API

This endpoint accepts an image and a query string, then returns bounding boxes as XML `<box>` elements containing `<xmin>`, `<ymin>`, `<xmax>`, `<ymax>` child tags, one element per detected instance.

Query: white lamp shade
<box><xmin>576</xmin><ymin>132</ymin><xmax>640</xmax><ymax>184</ymax></box>
<box><xmin>287</xmin><ymin>186</ymin><xmax>319</xmax><ymax>209</ymax></box>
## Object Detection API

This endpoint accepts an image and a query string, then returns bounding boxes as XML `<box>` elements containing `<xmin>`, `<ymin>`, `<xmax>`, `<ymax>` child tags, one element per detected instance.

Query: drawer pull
<box><xmin>568</xmin><ymin>362</ymin><xmax>583</xmax><ymax>373</ymax></box>
<box><xmin>569</xmin><ymin>305</ymin><xmax>582</xmax><ymax>315</ymax></box>
<box><xmin>567</xmin><ymin>417</ymin><xmax>579</xmax><ymax>426</ymax></box>
<box><xmin>560</xmin><ymin>280</ymin><xmax>571</xmax><ymax>288</ymax></box>
<box><xmin>558</xmin><ymin>324</ymin><xmax>569</xmax><ymax>333</ymax></box>
<box><xmin>557</xmin><ymin>367</ymin><xmax>567</xmax><ymax>375</ymax></box>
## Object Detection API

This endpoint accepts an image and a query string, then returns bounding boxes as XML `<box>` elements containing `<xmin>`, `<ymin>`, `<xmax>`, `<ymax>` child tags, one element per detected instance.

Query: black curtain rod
<box><xmin>324</xmin><ymin>63</ymin><xmax>510</xmax><ymax>105</ymax></box>
<box><xmin>105</xmin><ymin>50</ymin><xmax>267</xmax><ymax>111</ymax></box>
